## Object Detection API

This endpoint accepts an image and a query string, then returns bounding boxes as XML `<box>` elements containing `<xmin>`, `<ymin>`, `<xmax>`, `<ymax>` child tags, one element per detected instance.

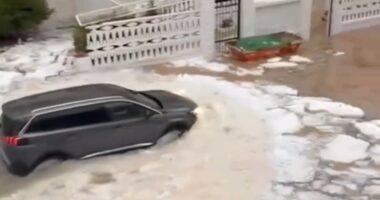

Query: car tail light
<box><xmin>2</xmin><ymin>136</ymin><xmax>27</xmax><ymax>146</ymax></box>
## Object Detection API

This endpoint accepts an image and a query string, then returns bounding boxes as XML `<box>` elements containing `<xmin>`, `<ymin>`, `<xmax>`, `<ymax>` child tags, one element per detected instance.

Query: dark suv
<box><xmin>0</xmin><ymin>84</ymin><xmax>197</xmax><ymax>176</ymax></box>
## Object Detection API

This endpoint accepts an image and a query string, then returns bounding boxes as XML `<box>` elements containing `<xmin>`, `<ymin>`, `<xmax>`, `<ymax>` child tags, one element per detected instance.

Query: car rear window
<box><xmin>25</xmin><ymin>107</ymin><xmax>111</xmax><ymax>134</ymax></box>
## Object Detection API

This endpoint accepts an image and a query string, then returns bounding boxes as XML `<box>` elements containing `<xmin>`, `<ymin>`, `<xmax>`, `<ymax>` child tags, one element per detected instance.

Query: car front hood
<box><xmin>142</xmin><ymin>90</ymin><xmax>197</xmax><ymax>112</ymax></box>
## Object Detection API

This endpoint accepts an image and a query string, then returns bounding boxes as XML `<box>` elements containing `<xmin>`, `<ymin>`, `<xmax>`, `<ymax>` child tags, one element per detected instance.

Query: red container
<box><xmin>227</xmin><ymin>32</ymin><xmax>303</xmax><ymax>62</ymax></box>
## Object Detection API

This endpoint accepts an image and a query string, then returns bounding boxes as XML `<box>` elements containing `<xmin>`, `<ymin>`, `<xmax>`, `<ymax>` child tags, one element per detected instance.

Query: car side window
<box><xmin>25</xmin><ymin>107</ymin><xmax>111</xmax><ymax>134</ymax></box>
<box><xmin>105</xmin><ymin>102</ymin><xmax>153</xmax><ymax>121</ymax></box>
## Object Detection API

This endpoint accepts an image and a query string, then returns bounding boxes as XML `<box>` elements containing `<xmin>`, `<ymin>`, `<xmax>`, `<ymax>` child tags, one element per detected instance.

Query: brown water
<box><xmin>153</xmin><ymin>0</ymin><xmax>380</xmax><ymax>119</ymax></box>
<box><xmin>263</xmin><ymin>0</ymin><xmax>380</xmax><ymax>119</ymax></box>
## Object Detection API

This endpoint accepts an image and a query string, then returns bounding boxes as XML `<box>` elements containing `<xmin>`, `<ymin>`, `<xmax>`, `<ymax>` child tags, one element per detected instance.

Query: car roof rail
<box><xmin>32</xmin><ymin>96</ymin><xmax>126</xmax><ymax>114</ymax></box>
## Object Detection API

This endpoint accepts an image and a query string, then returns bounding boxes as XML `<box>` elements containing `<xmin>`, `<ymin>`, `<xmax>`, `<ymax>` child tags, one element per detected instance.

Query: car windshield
<box><xmin>126</xmin><ymin>90</ymin><xmax>161</xmax><ymax>109</ymax></box>
<box><xmin>136</xmin><ymin>92</ymin><xmax>162</xmax><ymax>108</ymax></box>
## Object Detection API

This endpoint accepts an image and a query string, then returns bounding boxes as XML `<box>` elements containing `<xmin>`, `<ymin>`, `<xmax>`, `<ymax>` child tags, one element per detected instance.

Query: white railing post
<box><xmin>199</xmin><ymin>0</ymin><xmax>215</xmax><ymax>59</ymax></box>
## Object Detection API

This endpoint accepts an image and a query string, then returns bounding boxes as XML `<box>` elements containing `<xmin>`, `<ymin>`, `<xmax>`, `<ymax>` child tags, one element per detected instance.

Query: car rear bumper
<box><xmin>0</xmin><ymin>147</ymin><xmax>11</xmax><ymax>166</ymax></box>
<box><xmin>0</xmin><ymin>145</ymin><xmax>37</xmax><ymax>176</ymax></box>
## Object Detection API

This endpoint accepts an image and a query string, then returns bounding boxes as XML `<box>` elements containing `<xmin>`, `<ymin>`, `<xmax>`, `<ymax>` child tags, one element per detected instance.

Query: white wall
<box><xmin>200</xmin><ymin>0</ymin><xmax>216</xmax><ymax>59</ymax></box>
<box><xmin>240</xmin><ymin>0</ymin><xmax>312</xmax><ymax>40</ymax></box>
<box><xmin>240</xmin><ymin>0</ymin><xmax>256</xmax><ymax>38</ymax></box>
<box><xmin>75</xmin><ymin>0</ymin><xmax>116</xmax><ymax>13</ymax></box>
<box><xmin>40</xmin><ymin>0</ymin><xmax>77</xmax><ymax>29</ymax></box>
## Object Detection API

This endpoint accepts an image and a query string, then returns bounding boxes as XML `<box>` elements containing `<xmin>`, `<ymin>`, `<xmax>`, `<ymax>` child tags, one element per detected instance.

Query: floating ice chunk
<box><xmin>273</xmin><ymin>136</ymin><xmax>317</xmax><ymax>183</ymax></box>
<box><xmin>363</xmin><ymin>185</ymin><xmax>380</xmax><ymax>196</ymax></box>
<box><xmin>170</xmin><ymin>60</ymin><xmax>188</xmax><ymax>67</ymax></box>
<box><xmin>260</xmin><ymin>61</ymin><xmax>298</xmax><ymax>69</ymax></box>
<box><xmin>290</xmin><ymin>55</ymin><xmax>312</xmax><ymax>63</ymax></box>
<box><xmin>26</xmin><ymin>65</ymin><xmax>64</xmax><ymax>80</ymax></box>
<box><xmin>296</xmin><ymin>191</ymin><xmax>337</xmax><ymax>200</ymax></box>
<box><xmin>170</xmin><ymin>57</ymin><xmax>230</xmax><ymax>72</ymax></box>
<box><xmin>302</xmin><ymin>115</ymin><xmax>327</xmax><ymax>127</ymax></box>
<box><xmin>284</xmin><ymin>104</ymin><xmax>305</xmax><ymax>115</ymax></box>
<box><xmin>320</xmin><ymin>135</ymin><xmax>369</xmax><ymax>163</ymax></box>
<box><xmin>235</xmin><ymin>67</ymin><xmax>265</xmax><ymax>76</ymax></box>
<box><xmin>186</xmin><ymin>57</ymin><xmax>209</xmax><ymax>66</ymax></box>
<box><xmin>307</xmin><ymin>101</ymin><xmax>365</xmax><ymax>118</ymax></box>
<box><xmin>334</xmin><ymin>51</ymin><xmax>345</xmax><ymax>56</ymax></box>
<box><xmin>0</xmin><ymin>71</ymin><xmax>23</xmax><ymax>93</ymax></box>
<box><xmin>354</xmin><ymin>121</ymin><xmax>380</xmax><ymax>140</ymax></box>
<box><xmin>8</xmin><ymin>55</ymin><xmax>33</xmax><ymax>66</ymax></box>
<box><xmin>193</xmin><ymin>107</ymin><xmax>205</xmax><ymax>116</ymax></box>
<box><xmin>369</xmin><ymin>145</ymin><xmax>380</xmax><ymax>164</ymax></box>
<box><xmin>204</xmin><ymin>62</ymin><xmax>229</xmax><ymax>72</ymax></box>
<box><xmin>261</xmin><ymin>85</ymin><xmax>298</xmax><ymax>96</ymax></box>
<box><xmin>265</xmin><ymin>109</ymin><xmax>303</xmax><ymax>135</ymax></box>
<box><xmin>350</xmin><ymin>167</ymin><xmax>380</xmax><ymax>176</ymax></box>
<box><xmin>267</xmin><ymin>57</ymin><xmax>282</xmax><ymax>63</ymax></box>
<box><xmin>321</xmin><ymin>184</ymin><xmax>345</xmax><ymax>195</ymax></box>
<box><xmin>174</xmin><ymin>89</ymin><xmax>187</xmax><ymax>95</ymax></box>
<box><xmin>370</xmin><ymin>145</ymin><xmax>380</xmax><ymax>155</ymax></box>
<box><xmin>315</xmin><ymin>125</ymin><xmax>344</xmax><ymax>134</ymax></box>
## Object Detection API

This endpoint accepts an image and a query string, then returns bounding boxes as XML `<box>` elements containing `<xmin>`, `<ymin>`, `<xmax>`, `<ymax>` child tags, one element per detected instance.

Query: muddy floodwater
<box><xmin>263</xmin><ymin>0</ymin><xmax>380</xmax><ymax>119</ymax></box>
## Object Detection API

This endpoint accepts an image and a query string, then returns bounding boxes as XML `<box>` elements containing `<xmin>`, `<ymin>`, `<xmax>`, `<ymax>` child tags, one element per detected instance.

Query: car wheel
<box><xmin>156</xmin><ymin>125</ymin><xmax>188</xmax><ymax>147</ymax></box>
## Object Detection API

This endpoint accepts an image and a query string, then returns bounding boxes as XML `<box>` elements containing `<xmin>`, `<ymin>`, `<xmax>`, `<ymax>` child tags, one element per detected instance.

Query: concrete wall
<box><xmin>240</xmin><ymin>0</ymin><xmax>256</xmax><ymax>38</ymax></box>
<box><xmin>200</xmin><ymin>0</ymin><xmax>215</xmax><ymax>59</ymax></box>
<box><xmin>40</xmin><ymin>0</ymin><xmax>77</xmax><ymax>29</ymax></box>
<box><xmin>41</xmin><ymin>0</ymin><xmax>116</xmax><ymax>30</ymax></box>
<box><xmin>75</xmin><ymin>0</ymin><xmax>116</xmax><ymax>13</ymax></box>
<box><xmin>240</xmin><ymin>0</ymin><xmax>312</xmax><ymax>40</ymax></box>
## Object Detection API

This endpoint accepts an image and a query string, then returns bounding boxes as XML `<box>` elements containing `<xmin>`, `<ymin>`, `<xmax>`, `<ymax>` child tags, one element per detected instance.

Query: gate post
<box><xmin>200</xmin><ymin>0</ymin><xmax>216</xmax><ymax>59</ymax></box>
<box><xmin>299</xmin><ymin>0</ymin><xmax>312</xmax><ymax>39</ymax></box>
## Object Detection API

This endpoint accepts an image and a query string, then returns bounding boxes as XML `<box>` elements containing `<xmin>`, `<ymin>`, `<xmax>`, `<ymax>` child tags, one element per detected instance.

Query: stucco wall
<box><xmin>40</xmin><ymin>0</ymin><xmax>77</xmax><ymax>29</ymax></box>
<box><xmin>240</xmin><ymin>0</ymin><xmax>312</xmax><ymax>40</ymax></box>
<box><xmin>41</xmin><ymin>0</ymin><xmax>116</xmax><ymax>30</ymax></box>
<box><xmin>74</xmin><ymin>0</ymin><xmax>116</xmax><ymax>13</ymax></box>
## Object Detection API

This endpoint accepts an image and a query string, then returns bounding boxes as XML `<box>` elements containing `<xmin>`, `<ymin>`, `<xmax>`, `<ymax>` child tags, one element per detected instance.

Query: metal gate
<box><xmin>328</xmin><ymin>0</ymin><xmax>380</xmax><ymax>36</ymax></box>
<box><xmin>215</xmin><ymin>0</ymin><xmax>241</xmax><ymax>51</ymax></box>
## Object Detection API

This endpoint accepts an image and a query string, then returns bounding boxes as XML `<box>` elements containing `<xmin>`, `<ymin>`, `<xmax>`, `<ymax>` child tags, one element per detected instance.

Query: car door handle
<box><xmin>115</xmin><ymin>125</ymin><xmax>123</xmax><ymax>129</ymax></box>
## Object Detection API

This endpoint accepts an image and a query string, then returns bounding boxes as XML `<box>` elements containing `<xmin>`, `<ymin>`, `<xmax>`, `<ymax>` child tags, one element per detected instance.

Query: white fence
<box><xmin>86</xmin><ymin>11</ymin><xmax>202</xmax><ymax>66</ymax></box>
<box><xmin>328</xmin><ymin>0</ymin><xmax>380</xmax><ymax>36</ymax></box>
<box><xmin>76</xmin><ymin>0</ymin><xmax>214</xmax><ymax>67</ymax></box>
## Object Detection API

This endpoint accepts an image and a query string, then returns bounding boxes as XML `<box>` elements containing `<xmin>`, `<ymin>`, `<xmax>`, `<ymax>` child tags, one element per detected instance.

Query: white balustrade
<box><xmin>78</xmin><ymin>0</ymin><xmax>206</xmax><ymax>67</ymax></box>
<box><xmin>329</xmin><ymin>0</ymin><xmax>380</xmax><ymax>35</ymax></box>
